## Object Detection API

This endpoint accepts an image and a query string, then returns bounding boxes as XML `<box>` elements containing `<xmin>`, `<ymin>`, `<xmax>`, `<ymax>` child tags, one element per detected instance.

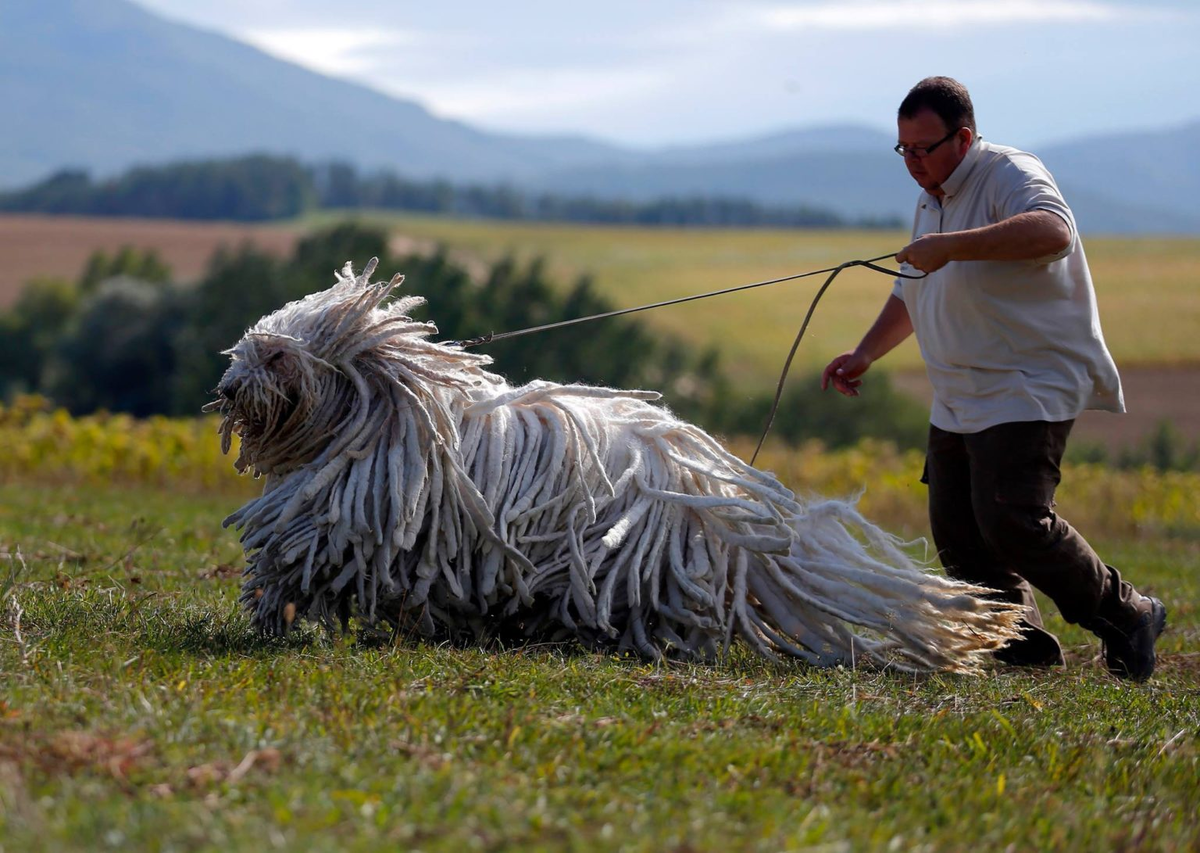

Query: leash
<box><xmin>748</xmin><ymin>255</ymin><xmax>924</xmax><ymax>464</ymax></box>
<box><xmin>444</xmin><ymin>251</ymin><xmax>926</xmax><ymax>464</ymax></box>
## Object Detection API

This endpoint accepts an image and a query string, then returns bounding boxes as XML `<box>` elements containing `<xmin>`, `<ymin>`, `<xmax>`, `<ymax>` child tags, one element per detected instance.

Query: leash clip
<box><xmin>445</xmin><ymin>332</ymin><xmax>495</xmax><ymax>350</ymax></box>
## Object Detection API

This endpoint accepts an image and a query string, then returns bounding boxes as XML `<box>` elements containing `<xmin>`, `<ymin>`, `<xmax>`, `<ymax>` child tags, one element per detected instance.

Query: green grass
<box><xmin>310</xmin><ymin>212</ymin><xmax>1200</xmax><ymax>382</ymax></box>
<box><xmin>2</xmin><ymin>481</ymin><xmax>1197</xmax><ymax>851</ymax></box>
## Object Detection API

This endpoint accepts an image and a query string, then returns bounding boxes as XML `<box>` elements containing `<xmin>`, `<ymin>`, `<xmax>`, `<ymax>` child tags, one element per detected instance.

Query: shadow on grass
<box><xmin>11</xmin><ymin>584</ymin><xmax>954</xmax><ymax>685</ymax></box>
<box><xmin>160</xmin><ymin>609</ymin><xmax>321</xmax><ymax>657</ymax></box>
<box><xmin>13</xmin><ymin>583</ymin><xmax>621</xmax><ymax>665</ymax></box>
<box><xmin>13</xmin><ymin>585</ymin><xmax>320</xmax><ymax>659</ymax></box>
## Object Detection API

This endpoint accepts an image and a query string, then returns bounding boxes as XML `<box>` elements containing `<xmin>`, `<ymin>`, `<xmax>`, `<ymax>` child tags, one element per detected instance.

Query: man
<box><xmin>821</xmin><ymin>76</ymin><xmax>1167</xmax><ymax>680</ymax></box>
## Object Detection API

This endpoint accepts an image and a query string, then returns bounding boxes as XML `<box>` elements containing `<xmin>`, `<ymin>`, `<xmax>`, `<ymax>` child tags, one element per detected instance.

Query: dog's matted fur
<box><xmin>210</xmin><ymin>260</ymin><xmax>1021</xmax><ymax>672</ymax></box>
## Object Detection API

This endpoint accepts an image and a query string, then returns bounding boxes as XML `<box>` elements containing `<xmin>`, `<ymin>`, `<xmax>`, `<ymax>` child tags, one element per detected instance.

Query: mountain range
<box><xmin>2</xmin><ymin>0</ymin><xmax>1198</xmax><ymax>234</ymax></box>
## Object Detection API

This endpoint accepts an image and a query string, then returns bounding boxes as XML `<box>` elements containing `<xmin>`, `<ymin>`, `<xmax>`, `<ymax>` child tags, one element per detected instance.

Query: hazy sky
<box><xmin>134</xmin><ymin>0</ymin><xmax>1200</xmax><ymax>150</ymax></box>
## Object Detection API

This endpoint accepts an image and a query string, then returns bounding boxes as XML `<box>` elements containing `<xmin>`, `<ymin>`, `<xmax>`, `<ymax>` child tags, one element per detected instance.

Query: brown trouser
<box><xmin>924</xmin><ymin>420</ymin><xmax>1138</xmax><ymax>657</ymax></box>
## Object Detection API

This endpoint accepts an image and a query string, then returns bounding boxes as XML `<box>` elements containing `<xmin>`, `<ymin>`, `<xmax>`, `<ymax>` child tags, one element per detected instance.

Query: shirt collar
<box><xmin>939</xmin><ymin>136</ymin><xmax>984</xmax><ymax>201</ymax></box>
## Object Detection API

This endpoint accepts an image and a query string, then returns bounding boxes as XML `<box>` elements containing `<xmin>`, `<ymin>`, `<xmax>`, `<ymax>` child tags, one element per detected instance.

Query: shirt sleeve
<box><xmin>992</xmin><ymin>152</ymin><xmax>1077</xmax><ymax>263</ymax></box>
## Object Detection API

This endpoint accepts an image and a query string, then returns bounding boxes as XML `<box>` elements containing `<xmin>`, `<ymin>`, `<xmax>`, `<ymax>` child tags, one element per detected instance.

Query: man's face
<box><xmin>896</xmin><ymin>109</ymin><xmax>971</xmax><ymax>197</ymax></box>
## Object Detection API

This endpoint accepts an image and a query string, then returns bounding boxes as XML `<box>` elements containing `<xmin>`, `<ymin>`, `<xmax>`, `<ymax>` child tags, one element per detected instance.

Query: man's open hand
<box><xmin>821</xmin><ymin>350</ymin><xmax>873</xmax><ymax>397</ymax></box>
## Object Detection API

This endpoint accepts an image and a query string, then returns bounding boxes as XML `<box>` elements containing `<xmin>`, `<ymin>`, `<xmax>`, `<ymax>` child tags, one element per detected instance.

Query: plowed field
<box><xmin>0</xmin><ymin>213</ymin><xmax>300</xmax><ymax>304</ymax></box>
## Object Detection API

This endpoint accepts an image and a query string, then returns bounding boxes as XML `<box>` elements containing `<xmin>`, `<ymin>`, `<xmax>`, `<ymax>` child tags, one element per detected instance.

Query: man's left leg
<box><xmin>925</xmin><ymin>425</ymin><xmax>1063</xmax><ymax>666</ymax></box>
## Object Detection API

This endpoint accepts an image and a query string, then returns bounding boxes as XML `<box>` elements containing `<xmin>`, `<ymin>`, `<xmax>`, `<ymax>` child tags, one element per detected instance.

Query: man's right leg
<box><xmin>924</xmin><ymin>425</ymin><xmax>1064</xmax><ymax>666</ymax></box>
<box><xmin>962</xmin><ymin>420</ymin><xmax>1166</xmax><ymax>681</ymax></box>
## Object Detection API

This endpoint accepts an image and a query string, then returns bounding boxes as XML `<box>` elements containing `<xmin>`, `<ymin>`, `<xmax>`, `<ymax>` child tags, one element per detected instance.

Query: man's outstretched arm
<box><xmin>897</xmin><ymin>210</ymin><xmax>1072</xmax><ymax>273</ymax></box>
<box><xmin>821</xmin><ymin>294</ymin><xmax>913</xmax><ymax>397</ymax></box>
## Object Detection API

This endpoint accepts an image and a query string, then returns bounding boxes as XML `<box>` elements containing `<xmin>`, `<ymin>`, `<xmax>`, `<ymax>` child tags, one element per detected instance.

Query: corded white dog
<box><xmin>211</xmin><ymin>259</ymin><xmax>1020</xmax><ymax>672</ymax></box>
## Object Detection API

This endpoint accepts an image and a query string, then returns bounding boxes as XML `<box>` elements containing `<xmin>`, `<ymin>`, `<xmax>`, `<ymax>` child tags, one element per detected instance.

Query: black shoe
<box><xmin>1101</xmin><ymin>596</ymin><xmax>1167</xmax><ymax>682</ymax></box>
<box><xmin>995</xmin><ymin>621</ymin><xmax>1065</xmax><ymax>667</ymax></box>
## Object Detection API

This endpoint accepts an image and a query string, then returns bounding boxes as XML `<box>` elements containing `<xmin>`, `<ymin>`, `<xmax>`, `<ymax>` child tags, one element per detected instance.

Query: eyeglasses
<box><xmin>894</xmin><ymin>128</ymin><xmax>960</xmax><ymax>158</ymax></box>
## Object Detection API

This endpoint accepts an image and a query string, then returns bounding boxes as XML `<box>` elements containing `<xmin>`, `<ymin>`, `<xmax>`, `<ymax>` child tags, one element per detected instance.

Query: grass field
<box><xmin>2</xmin><ymin>404</ymin><xmax>1198</xmax><ymax>851</ymax></box>
<box><xmin>2</xmin><ymin>487</ymin><xmax>1196</xmax><ymax>852</ymax></box>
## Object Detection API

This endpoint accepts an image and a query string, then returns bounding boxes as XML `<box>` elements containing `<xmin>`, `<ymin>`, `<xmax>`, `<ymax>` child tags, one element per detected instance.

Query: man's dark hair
<box><xmin>898</xmin><ymin>77</ymin><xmax>977</xmax><ymax>134</ymax></box>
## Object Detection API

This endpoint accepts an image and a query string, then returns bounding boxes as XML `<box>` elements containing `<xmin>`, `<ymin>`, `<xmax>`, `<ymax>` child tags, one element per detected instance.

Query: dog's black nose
<box><xmin>221</xmin><ymin>381</ymin><xmax>240</xmax><ymax>401</ymax></box>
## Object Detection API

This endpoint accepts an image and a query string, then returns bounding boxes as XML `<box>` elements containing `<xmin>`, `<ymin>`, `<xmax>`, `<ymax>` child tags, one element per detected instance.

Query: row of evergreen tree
<box><xmin>0</xmin><ymin>222</ymin><xmax>928</xmax><ymax>449</ymax></box>
<box><xmin>0</xmin><ymin>155</ymin><xmax>901</xmax><ymax>229</ymax></box>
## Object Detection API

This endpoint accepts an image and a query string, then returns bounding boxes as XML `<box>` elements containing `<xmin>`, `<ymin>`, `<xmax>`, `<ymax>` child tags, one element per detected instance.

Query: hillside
<box><xmin>2</xmin><ymin>0</ymin><xmax>1198</xmax><ymax>232</ymax></box>
<box><xmin>533</xmin><ymin>126</ymin><xmax>1200</xmax><ymax>235</ymax></box>
<box><xmin>0</xmin><ymin>0</ymin><xmax>627</xmax><ymax>187</ymax></box>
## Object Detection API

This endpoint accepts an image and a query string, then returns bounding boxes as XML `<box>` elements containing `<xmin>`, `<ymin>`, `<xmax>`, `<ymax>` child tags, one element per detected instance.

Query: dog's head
<box><xmin>208</xmin><ymin>259</ymin><xmax>416</xmax><ymax>473</ymax></box>
<box><xmin>209</xmin><ymin>329</ymin><xmax>325</xmax><ymax>474</ymax></box>
<box><xmin>209</xmin><ymin>258</ymin><xmax>497</xmax><ymax>476</ymax></box>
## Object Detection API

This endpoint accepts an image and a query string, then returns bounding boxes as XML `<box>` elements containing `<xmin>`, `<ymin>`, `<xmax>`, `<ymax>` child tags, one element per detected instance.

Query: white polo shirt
<box><xmin>892</xmin><ymin>138</ymin><xmax>1125</xmax><ymax>433</ymax></box>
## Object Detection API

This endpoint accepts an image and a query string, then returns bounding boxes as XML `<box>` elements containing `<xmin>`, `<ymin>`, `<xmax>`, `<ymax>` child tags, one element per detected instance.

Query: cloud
<box><xmin>239</xmin><ymin>27</ymin><xmax>420</xmax><ymax>76</ymax></box>
<box><xmin>388</xmin><ymin>65</ymin><xmax>672</xmax><ymax>126</ymax></box>
<box><xmin>235</xmin><ymin>20</ymin><xmax>675</xmax><ymax>133</ymax></box>
<box><xmin>753</xmin><ymin>0</ymin><xmax>1161</xmax><ymax>32</ymax></box>
<box><xmin>161</xmin><ymin>0</ymin><xmax>1196</xmax><ymax>146</ymax></box>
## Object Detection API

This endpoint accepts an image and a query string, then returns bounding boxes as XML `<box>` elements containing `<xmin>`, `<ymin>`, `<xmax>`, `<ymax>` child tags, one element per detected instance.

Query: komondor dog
<box><xmin>210</xmin><ymin>259</ymin><xmax>1021</xmax><ymax>672</ymax></box>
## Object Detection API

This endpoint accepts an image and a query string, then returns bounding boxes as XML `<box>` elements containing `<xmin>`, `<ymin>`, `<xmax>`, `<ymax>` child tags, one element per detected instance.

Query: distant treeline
<box><xmin>0</xmin><ymin>155</ymin><xmax>901</xmax><ymax>229</ymax></box>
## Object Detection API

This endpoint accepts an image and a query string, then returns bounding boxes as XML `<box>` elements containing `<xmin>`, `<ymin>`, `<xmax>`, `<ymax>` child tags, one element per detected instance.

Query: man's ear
<box><xmin>958</xmin><ymin>127</ymin><xmax>974</xmax><ymax>152</ymax></box>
